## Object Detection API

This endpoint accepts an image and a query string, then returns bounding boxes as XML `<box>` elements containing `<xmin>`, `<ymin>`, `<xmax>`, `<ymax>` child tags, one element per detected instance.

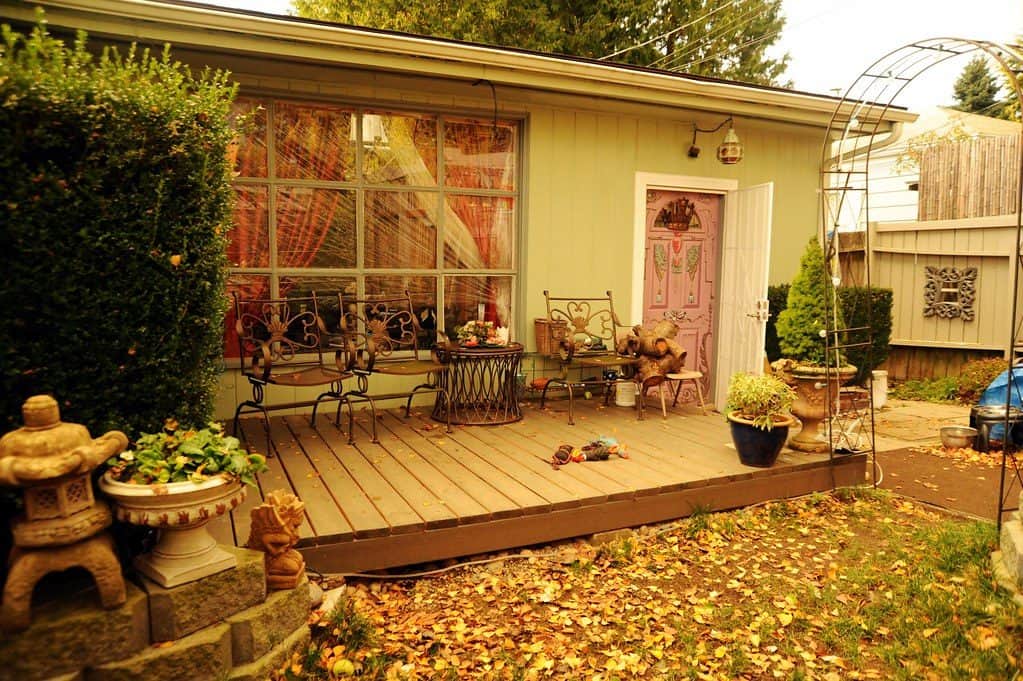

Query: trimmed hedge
<box><xmin>838</xmin><ymin>286</ymin><xmax>893</xmax><ymax>384</ymax></box>
<box><xmin>767</xmin><ymin>284</ymin><xmax>893</xmax><ymax>385</ymax></box>
<box><xmin>0</xmin><ymin>18</ymin><xmax>239</xmax><ymax>435</ymax></box>
<box><xmin>765</xmin><ymin>284</ymin><xmax>790</xmax><ymax>362</ymax></box>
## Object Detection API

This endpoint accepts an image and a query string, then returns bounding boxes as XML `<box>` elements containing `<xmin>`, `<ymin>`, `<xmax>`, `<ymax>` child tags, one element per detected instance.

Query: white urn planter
<box><xmin>99</xmin><ymin>473</ymin><xmax>247</xmax><ymax>588</ymax></box>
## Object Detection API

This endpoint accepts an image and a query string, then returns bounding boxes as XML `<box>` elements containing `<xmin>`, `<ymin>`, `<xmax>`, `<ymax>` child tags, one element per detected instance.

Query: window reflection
<box><xmin>275</xmin><ymin>102</ymin><xmax>355</xmax><ymax>181</ymax></box>
<box><xmin>275</xmin><ymin>187</ymin><xmax>356</xmax><ymax>269</ymax></box>
<box><xmin>444</xmin><ymin>276</ymin><xmax>512</xmax><ymax>339</ymax></box>
<box><xmin>444</xmin><ymin>195</ymin><xmax>514</xmax><ymax>269</ymax></box>
<box><xmin>444</xmin><ymin>118</ymin><xmax>517</xmax><ymax>191</ymax></box>
<box><xmin>365</xmin><ymin>191</ymin><xmax>437</xmax><ymax>269</ymax></box>
<box><xmin>228</xmin><ymin>101</ymin><xmax>519</xmax><ymax>354</ymax></box>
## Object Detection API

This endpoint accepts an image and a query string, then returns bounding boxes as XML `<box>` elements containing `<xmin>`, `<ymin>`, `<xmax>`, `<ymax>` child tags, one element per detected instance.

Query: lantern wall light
<box><xmin>687</xmin><ymin>116</ymin><xmax>743</xmax><ymax>165</ymax></box>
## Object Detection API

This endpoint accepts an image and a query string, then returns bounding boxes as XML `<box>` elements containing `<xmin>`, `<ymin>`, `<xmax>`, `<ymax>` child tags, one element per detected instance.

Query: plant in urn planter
<box><xmin>725</xmin><ymin>372</ymin><xmax>797</xmax><ymax>467</ymax></box>
<box><xmin>774</xmin><ymin>239</ymin><xmax>856</xmax><ymax>453</ymax></box>
<box><xmin>98</xmin><ymin>419</ymin><xmax>267</xmax><ymax>587</ymax></box>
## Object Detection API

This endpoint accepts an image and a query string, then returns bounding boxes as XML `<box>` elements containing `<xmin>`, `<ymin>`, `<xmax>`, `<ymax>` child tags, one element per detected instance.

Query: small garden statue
<box><xmin>246</xmin><ymin>490</ymin><xmax>306</xmax><ymax>590</ymax></box>
<box><xmin>0</xmin><ymin>395</ymin><xmax>128</xmax><ymax>631</ymax></box>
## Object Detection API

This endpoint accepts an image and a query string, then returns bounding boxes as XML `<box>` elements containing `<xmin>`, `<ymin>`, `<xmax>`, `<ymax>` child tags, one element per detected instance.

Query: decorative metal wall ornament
<box><xmin>923</xmin><ymin>266</ymin><xmax>977</xmax><ymax>321</ymax></box>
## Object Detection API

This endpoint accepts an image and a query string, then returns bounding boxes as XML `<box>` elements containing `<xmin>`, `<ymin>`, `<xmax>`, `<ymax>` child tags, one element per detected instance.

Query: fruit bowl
<box><xmin>940</xmin><ymin>425</ymin><xmax>978</xmax><ymax>449</ymax></box>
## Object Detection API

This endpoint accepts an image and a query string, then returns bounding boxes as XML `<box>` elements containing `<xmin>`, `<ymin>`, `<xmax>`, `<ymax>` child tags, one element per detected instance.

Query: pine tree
<box><xmin>775</xmin><ymin>239</ymin><xmax>844</xmax><ymax>366</ymax></box>
<box><xmin>953</xmin><ymin>56</ymin><xmax>1004</xmax><ymax>116</ymax></box>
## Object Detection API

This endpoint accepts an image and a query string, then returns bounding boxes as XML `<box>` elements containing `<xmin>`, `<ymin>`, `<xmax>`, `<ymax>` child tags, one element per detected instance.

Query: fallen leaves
<box><xmin>279</xmin><ymin>492</ymin><xmax>1022</xmax><ymax>681</ymax></box>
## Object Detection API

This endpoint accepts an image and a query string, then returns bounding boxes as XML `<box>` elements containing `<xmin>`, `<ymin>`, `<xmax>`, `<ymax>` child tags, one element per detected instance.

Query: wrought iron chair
<box><xmin>334</xmin><ymin>290</ymin><xmax>451</xmax><ymax>443</ymax></box>
<box><xmin>540</xmin><ymin>290</ymin><xmax>638</xmax><ymax>424</ymax></box>
<box><xmin>232</xmin><ymin>292</ymin><xmax>350</xmax><ymax>456</ymax></box>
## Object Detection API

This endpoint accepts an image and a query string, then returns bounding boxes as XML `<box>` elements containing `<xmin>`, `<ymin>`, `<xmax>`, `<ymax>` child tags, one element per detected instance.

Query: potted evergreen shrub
<box><xmin>725</xmin><ymin>372</ymin><xmax>797</xmax><ymax>467</ymax></box>
<box><xmin>774</xmin><ymin>238</ymin><xmax>857</xmax><ymax>452</ymax></box>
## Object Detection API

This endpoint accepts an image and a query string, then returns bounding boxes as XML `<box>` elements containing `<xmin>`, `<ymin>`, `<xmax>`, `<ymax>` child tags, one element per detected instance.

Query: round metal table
<box><xmin>432</xmin><ymin>342</ymin><xmax>523</xmax><ymax>425</ymax></box>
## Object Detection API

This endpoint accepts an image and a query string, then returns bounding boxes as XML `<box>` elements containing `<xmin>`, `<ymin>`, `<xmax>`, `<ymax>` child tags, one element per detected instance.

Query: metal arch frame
<box><xmin>817</xmin><ymin>38</ymin><xmax>1023</xmax><ymax>528</ymax></box>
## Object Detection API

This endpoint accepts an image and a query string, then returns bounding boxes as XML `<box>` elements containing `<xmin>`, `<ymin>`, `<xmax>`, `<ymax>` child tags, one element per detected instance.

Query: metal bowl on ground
<box><xmin>940</xmin><ymin>425</ymin><xmax>978</xmax><ymax>449</ymax></box>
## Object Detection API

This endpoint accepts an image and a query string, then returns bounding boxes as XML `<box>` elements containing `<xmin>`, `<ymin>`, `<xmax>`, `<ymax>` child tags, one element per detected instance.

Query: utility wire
<box><xmin>601</xmin><ymin>0</ymin><xmax>738</xmax><ymax>61</ymax></box>
<box><xmin>655</xmin><ymin>0</ymin><xmax>841</xmax><ymax>75</ymax></box>
<box><xmin>648</xmin><ymin>1</ymin><xmax>765</xmax><ymax>70</ymax></box>
<box><xmin>660</xmin><ymin>3</ymin><xmax>780</xmax><ymax>71</ymax></box>
<box><xmin>648</xmin><ymin>2</ymin><xmax>762</xmax><ymax>69</ymax></box>
<box><xmin>678</xmin><ymin>24</ymin><xmax>786</xmax><ymax>71</ymax></box>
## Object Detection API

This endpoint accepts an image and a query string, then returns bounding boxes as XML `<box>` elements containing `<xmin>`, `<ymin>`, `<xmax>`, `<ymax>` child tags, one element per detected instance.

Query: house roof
<box><xmin>900</xmin><ymin>106</ymin><xmax>1021</xmax><ymax>139</ymax></box>
<box><xmin>6</xmin><ymin>0</ymin><xmax>916</xmax><ymax>129</ymax></box>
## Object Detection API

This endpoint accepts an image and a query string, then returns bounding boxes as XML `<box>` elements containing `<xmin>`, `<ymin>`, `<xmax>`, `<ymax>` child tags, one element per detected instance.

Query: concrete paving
<box><xmin>873</xmin><ymin>398</ymin><xmax>972</xmax><ymax>452</ymax></box>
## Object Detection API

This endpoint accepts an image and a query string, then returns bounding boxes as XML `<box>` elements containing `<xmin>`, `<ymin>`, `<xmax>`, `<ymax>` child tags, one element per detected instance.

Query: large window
<box><xmin>225</xmin><ymin>98</ymin><xmax>519</xmax><ymax>355</ymax></box>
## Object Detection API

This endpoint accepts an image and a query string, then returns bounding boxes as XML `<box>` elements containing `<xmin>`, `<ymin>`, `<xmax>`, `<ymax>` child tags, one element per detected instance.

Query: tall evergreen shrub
<box><xmin>775</xmin><ymin>238</ymin><xmax>845</xmax><ymax>366</ymax></box>
<box><xmin>0</xmin><ymin>18</ymin><xmax>239</xmax><ymax>434</ymax></box>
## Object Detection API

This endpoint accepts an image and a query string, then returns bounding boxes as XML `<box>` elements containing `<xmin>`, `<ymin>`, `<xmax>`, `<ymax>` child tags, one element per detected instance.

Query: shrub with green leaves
<box><xmin>957</xmin><ymin>356</ymin><xmax>1006</xmax><ymax>404</ymax></box>
<box><xmin>775</xmin><ymin>238</ymin><xmax>845</xmax><ymax>366</ymax></box>
<box><xmin>0</xmin><ymin>17</ymin><xmax>240</xmax><ymax>435</ymax></box>
<box><xmin>725</xmin><ymin>371</ymin><xmax>796</xmax><ymax>430</ymax></box>
<box><xmin>891</xmin><ymin>376</ymin><xmax>960</xmax><ymax>402</ymax></box>
<box><xmin>764</xmin><ymin>283</ymin><xmax>790</xmax><ymax>362</ymax></box>
<box><xmin>104</xmin><ymin>420</ymin><xmax>267</xmax><ymax>485</ymax></box>
<box><xmin>837</xmin><ymin>286</ymin><xmax>893</xmax><ymax>384</ymax></box>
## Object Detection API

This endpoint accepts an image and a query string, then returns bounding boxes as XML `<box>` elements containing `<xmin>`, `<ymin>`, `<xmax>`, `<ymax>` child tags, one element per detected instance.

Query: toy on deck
<box><xmin>551</xmin><ymin>436</ymin><xmax>628</xmax><ymax>469</ymax></box>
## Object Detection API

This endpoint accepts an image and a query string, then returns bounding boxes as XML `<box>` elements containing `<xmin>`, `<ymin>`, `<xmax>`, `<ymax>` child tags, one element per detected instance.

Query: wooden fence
<box><xmin>837</xmin><ymin>215</ymin><xmax>1019</xmax><ymax>381</ymax></box>
<box><xmin>918</xmin><ymin>135</ymin><xmax>1020</xmax><ymax>221</ymax></box>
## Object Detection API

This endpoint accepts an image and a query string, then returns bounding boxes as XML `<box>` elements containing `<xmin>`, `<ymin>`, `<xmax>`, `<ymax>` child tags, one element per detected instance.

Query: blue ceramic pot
<box><xmin>727</xmin><ymin>411</ymin><xmax>794</xmax><ymax>467</ymax></box>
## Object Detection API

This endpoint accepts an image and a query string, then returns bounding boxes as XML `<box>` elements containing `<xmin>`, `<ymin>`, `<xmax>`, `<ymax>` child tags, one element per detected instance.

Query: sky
<box><xmin>205</xmin><ymin>0</ymin><xmax>1022</xmax><ymax>112</ymax></box>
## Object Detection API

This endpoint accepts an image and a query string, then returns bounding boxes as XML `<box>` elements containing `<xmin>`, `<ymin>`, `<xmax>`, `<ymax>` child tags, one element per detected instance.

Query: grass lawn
<box><xmin>279</xmin><ymin>489</ymin><xmax>1022</xmax><ymax>680</ymax></box>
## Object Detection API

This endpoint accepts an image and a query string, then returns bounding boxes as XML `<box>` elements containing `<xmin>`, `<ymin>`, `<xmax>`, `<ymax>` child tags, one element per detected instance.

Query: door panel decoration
<box><xmin>654</xmin><ymin>197</ymin><xmax>701</xmax><ymax>232</ymax></box>
<box><xmin>643</xmin><ymin>190</ymin><xmax>721</xmax><ymax>400</ymax></box>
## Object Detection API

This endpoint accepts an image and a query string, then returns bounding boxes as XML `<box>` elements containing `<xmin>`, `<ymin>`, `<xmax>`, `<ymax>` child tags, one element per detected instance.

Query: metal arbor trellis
<box><xmin>818</xmin><ymin>38</ymin><xmax>1023</xmax><ymax>527</ymax></box>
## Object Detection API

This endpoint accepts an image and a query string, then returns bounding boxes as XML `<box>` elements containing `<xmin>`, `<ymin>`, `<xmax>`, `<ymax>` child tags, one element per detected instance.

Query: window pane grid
<box><xmin>228</xmin><ymin>99</ymin><xmax>519</xmax><ymax>346</ymax></box>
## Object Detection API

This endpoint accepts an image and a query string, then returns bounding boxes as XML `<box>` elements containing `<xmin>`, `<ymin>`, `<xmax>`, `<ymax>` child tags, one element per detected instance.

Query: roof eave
<box><xmin>6</xmin><ymin>0</ymin><xmax>918</xmax><ymax>128</ymax></box>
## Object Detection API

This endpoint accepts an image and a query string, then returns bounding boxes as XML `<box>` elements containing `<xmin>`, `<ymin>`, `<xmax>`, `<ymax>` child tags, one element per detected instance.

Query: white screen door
<box><xmin>714</xmin><ymin>182</ymin><xmax>774</xmax><ymax>411</ymax></box>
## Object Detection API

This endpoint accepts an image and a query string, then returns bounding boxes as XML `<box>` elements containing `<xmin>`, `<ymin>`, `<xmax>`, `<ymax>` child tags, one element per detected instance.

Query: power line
<box><xmin>601</xmin><ymin>0</ymin><xmax>738</xmax><ymax>61</ymax></box>
<box><xmin>649</xmin><ymin>1</ymin><xmax>765</xmax><ymax>70</ymax></box>
<box><xmin>677</xmin><ymin>25</ymin><xmax>786</xmax><ymax>72</ymax></box>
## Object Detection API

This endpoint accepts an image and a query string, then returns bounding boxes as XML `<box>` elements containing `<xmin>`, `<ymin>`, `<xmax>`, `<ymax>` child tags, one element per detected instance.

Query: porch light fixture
<box><xmin>688</xmin><ymin>116</ymin><xmax>743</xmax><ymax>165</ymax></box>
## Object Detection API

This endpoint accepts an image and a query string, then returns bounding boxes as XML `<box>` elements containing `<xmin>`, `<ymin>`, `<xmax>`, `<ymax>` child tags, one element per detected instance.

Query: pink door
<box><xmin>642</xmin><ymin>190</ymin><xmax>721</xmax><ymax>400</ymax></box>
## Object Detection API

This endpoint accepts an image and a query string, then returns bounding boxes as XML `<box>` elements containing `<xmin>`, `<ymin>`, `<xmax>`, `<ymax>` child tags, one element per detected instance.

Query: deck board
<box><xmin>287</xmin><ymin>417</ymin><xmax>388</xmax><ymax>540</ymax></box>
<box><xmin>357</xmin><ymin>413</ymin><xmax>490</xmax><ymax>526</ymax></box>
<box><xmin>227</xmin><ymin>397</ymin><xmax>866</xmax><ymax>573</ymax></box>
<box><xmin>374</xmin><ymin>413</ymin><xmax>522</xmax><ymax>522</ymax></box>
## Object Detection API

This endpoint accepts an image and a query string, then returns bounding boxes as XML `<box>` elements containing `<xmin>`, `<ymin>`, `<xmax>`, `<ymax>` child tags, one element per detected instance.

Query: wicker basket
<box><xmin>534</xmin><ymin>318</ymin><xmax>568</xmax><ymax>356</ymax></box>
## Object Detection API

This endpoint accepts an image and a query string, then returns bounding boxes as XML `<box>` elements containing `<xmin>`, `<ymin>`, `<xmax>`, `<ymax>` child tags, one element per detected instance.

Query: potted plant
<box><xmin>725</xmin><ymin>372</ymin><xmax>797</xmax><ymax>467</ymax></box>
<box><xmin>774</xmin><ymin>238</ymin><xmax>857</xmax><ymax>452</ymax></box>
<box><xmin>98</xmin><ymin>419</ymin><xmax>267</xmax><ymax>587</ymax></box>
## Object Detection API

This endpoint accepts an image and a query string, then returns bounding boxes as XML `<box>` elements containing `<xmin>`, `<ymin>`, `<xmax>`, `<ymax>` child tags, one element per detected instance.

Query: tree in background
<box><xmin>997</xmin><ymin>37</ymin><xmax>1021</xmax><ymax>121</ymax></box>
<box><xmin>292</xmin><ymin>0</ymin><xmax>790</xmax><ymax>86</ymax></box>
<box><xmin>952</xmin><ymin>56</ymin><xmax>1006</xmax><ymax>117</ymax></box>
<box><xmin>644</xmin><ymin>0</ymin><xmax>789</xmax><ymax>86</ymax></box>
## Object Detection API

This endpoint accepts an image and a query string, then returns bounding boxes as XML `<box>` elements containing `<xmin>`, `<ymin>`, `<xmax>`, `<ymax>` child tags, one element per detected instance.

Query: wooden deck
<box><xmin>215</xmin><ymin>399</ymin><xmax>866</xmax><ymax>573</ymax></box>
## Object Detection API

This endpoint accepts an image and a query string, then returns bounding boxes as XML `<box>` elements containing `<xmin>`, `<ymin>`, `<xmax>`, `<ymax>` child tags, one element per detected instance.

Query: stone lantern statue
<box><xmin>0</xmin><ymin>395</ymin><xmax>129</xmax><ymax>631</ymax></box>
